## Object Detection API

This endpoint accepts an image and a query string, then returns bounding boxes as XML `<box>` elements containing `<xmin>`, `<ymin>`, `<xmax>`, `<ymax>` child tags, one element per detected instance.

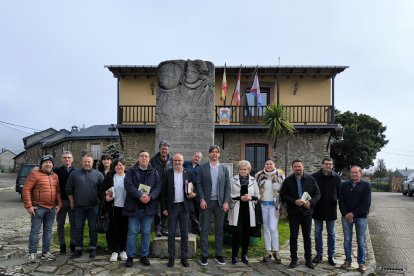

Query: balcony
<box><xmin>118</xmin><ymin>105</ymin><xmax>334</xmax><ymax>127</ymax></box>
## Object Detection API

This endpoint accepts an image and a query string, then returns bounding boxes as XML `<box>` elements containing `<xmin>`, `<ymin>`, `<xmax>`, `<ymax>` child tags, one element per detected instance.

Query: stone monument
<box><xmin>156</xmin><ymin>59</ymin><xmax>215</xmax><ymax>159</ymax></box>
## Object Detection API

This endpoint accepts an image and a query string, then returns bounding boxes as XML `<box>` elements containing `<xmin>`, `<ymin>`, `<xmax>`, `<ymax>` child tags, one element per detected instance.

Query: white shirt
<box><xmin>174</xmin><ymin>170</ymin><xmax>184</xmax><ymax>203</ymax></box>
<box><xmin>113</xmin><ymin>174</ymin><xmax>126</xmax><ymax>207</ymax></box>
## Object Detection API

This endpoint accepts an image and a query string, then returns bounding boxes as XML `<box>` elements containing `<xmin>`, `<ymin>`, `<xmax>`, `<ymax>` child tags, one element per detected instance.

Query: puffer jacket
<box><xmin>22</xmin><ymin>170</ymin><xmax>62</xmax><ymax>209</ymax></box>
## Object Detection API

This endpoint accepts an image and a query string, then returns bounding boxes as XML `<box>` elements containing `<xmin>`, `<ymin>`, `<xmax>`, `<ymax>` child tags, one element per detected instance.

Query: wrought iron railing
<box><xmin>118</xmin><ymin>105</ymin><xmax>333</xmax><ymax>125</ymax></box>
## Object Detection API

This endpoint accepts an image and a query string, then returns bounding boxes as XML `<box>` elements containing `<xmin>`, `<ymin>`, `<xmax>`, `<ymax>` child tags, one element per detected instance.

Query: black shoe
<box><xmin>181</xmin><ymin>258</ymin><xmax>189</xmax><ymax>267</ymax></box>
<box><xmin>231</xmin><ymin>256</ymin><xmax>238</xmax><ymax>264</ymax></box>
<box><xmin>72</xmin><ymin>250</ymin><xmax>82</xmax><ymax>258</ymax></box>
<box><xmin>125</xmin><ymin>257</ymin><xmax>133</xmax><ymax>267</ymax></box>
<box><xmin>70</xmin><ymin>244</ymin><xmax>75</xmax><ymax>253</ymax></box>
<box><xmin>200</xmin><ymin>257</ymin><xmax>208</xmax><ymax>266</ymax></box>
<box><xmin>155</xmin><ymin>230</ymin><xmax>162</xmax><ymax>237</ymax></box>
<box><xmin>328</xmin><ymin>256</ymin><xmax>336</xmax><ymax>266</ymax></box>
<box><xmin>161</xmin><ymin>230</ymin><xmax>168</xmax><ymax>236</ymax></box>
<box><xmin>89</xmin><ymin>249</ymin><xmax>96</xmax><ymax>258</ymax></box>
<box><xmin>305</xmin><ymin>260</ymin><xmax>316</xmax><ymax>269</ymax></box>
<box><xmin>289</xmin><ymin>259</ymin><xmax>298</xmax><ymax>268</ymax></box>
<box><xmin>214</xmin><ymin>255</ymin><xmax>226</xmax><ymax>265</ymax></box>
<box><xmin>140</xmin><ymin>256</ymin><xmax>150</xmax><ymax>266</ymax></box>
<box><xmin>312</xmin><ymin>255</ymin><xmax>322</xmax><ymax>263</ymax></box>
<box><xmin>263</xmin><ymin>253</ymin><xmax>272</xmax><ymax>262</ymax></box>
<box><xmin>59</xmin><ymin>244</ymin><xmax>66</xmax><ymax>254</ymax></box>
<box><xmin>241</xmin><ymin>254</ymin><xmax>249</xmax><ymax>264</ymax></box>
<box><xmin>167</xmin><ymin>257</ymin><xmax>174</xmax><ymax>267</ymax></box>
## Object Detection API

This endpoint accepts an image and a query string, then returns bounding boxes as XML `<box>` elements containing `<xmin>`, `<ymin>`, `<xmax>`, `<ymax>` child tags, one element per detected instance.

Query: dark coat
<box><xmin>53</xmin><ymin>166</ymin><xmax>76</xmax><ymax>200</ymax></box>
<box><xmin>311</xmin><ymin>169</ymin><xmax>342</xmax><ymax>221</ymax></box>
<box><xmin>280</xmin><ymin>173</ymin><xmax>321</xmax><ymax>216</ymax></box>
<box><xmin>150</xmin><ymin>153</ymin><xmax>172</xmax><ymax>179</ymax></box>
<box><xmin>122</xmin><ymin>163</ymin><xmax>161</xmax><ymax>217</ymax></box>
<box><xmin>161</xmin><ymin>168</ymin><xmax>193</xmax><ymax>213</ymax></box>
<box><xmin>339</xmin><ymin>180</ymin><xmax>371</xmax><ymax>218</ymax></box>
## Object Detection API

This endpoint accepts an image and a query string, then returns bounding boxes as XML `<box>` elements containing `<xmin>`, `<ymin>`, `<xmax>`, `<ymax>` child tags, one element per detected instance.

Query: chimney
<box><xmin>71</xmin><ymin>125</ymin><xmax>79</xmax><ymax>134</ymax></box>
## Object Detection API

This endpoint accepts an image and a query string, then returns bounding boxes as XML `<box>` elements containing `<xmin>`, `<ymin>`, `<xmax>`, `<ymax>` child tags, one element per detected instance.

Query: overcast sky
<box><xmin>1</xmin><ymin>1</ymin><xmax>413</xmax><ymax>171</ymax></box>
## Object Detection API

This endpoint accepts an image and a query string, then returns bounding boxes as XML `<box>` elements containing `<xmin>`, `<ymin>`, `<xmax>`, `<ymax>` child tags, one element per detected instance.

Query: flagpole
<box><xmin>244</xmin><ymin>66</ymin><xmax>259</xmax><ymax>116</ymax></box>
<box><xmin>229</xmin><ymin>65</ymin><xmax>242</xmax><ymax>107</ymax></box>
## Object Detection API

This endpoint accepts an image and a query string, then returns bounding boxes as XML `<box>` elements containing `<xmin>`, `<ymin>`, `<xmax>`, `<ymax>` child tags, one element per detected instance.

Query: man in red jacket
<box><xmin>23</xmin><ymin>155</ymin><xmax>62</xmax><ymax>263</ymax></box>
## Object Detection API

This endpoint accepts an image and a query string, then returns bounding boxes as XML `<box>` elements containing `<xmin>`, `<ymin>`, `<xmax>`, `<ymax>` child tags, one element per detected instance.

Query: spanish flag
<box><xmin>221</xmin><ymin>64</ymin><xmax>227</xmax><ymax>100</ymax></box>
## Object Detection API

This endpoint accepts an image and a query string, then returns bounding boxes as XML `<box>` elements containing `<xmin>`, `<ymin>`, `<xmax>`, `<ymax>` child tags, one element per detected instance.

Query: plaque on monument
<box><xmin>156</xmin><ymin>60</ymin><xmax>215</xmax><ymax>159</ymax></box>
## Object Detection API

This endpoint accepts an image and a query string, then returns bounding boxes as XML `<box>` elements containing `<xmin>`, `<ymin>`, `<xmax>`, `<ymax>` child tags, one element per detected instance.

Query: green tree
<box><xmin>331</xmin><ymin>111</ymin><xmax>388</xmax><ymax>174</ymax></box>
<box><xmin>102</xmin><ymin>142</ymin><xmax>123</xmax><ymax>159</ymax></box>
<box><xmin>262</xmin><ymin>104</ymin><xmax>295</xmax><ymax>172</ymax></box>
<box><xmin>373</xmin><ymin>159</ymin><xmax>388</xmax><ymax>179</ymax></box>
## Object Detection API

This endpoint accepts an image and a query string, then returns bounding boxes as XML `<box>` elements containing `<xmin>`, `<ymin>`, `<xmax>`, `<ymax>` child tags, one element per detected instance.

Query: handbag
<box><xmin>96</xmin><ymin>199</ymin><xmax>110</xmax><ymax>233</ymax></box>
<box><xmin>250</xmin><ymin>201</ymin><xmax>262</xmax><ymax>238</ymax></box>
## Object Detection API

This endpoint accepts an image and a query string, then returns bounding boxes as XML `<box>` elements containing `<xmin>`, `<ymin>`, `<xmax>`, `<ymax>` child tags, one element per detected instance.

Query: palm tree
<box><xmin>262</xmin><ymin>104</ymin><xmax>295</xmax><ymax>172</ymax></box>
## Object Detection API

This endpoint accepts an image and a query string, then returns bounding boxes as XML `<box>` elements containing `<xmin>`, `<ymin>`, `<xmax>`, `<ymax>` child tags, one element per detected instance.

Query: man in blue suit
<box><xmin>197</xmin><ymin>145</ymin><xmax>231</xmax><ymax>266</ymax></box>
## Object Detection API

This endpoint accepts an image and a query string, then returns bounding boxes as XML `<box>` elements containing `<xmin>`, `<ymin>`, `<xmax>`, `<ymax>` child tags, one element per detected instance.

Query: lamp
<box><xmin>150</xmin><ymin>82</ymin><xmax>155</xmax><ymax>95</ymax></box>
<box><xmin>293</xmin><ymin>81</ymin><xmax>299</xmax><ymax>95</ymax></box>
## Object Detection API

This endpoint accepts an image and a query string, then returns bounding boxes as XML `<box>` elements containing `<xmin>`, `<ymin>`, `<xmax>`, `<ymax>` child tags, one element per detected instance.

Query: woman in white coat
<box><xmin>254</xmin><ymin>158</ymin><xmax>285</xmax><ymax>263</ymax></box>
<box><xmin>228</xmin><ymin>160</ymin><xmax>259</xmax><ymax>265</ymax></box>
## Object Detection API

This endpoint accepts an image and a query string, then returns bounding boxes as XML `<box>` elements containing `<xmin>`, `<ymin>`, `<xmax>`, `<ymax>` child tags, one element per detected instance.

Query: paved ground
<box><xmin>0</xmin><ymin>173</ymin><xmax>376</xmax><ymax>275</ymax></box>
<box><xmin>368</xmin><ymin>192</ymin><xmax>414</xmax><ymax>276</ymax></box>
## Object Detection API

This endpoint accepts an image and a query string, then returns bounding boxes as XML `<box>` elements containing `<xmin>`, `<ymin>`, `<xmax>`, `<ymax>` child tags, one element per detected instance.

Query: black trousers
<box><xmin>232</xmin><ymin>203</ymin><xmax>250</xmax><ymax>257</ymax></box>
<box><xmin>108</xmin><ymin>206</ymin><xmax>128</xmax><ymax>253</ymax></box>
<box><xmin>288</xmin><ymin>212</ymin><xmax>312</xmax><ymax>260</ymax></box>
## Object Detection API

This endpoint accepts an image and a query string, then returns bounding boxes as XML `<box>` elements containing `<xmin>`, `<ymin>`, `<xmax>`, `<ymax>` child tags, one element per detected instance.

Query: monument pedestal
<box><xmin>152</xmin><ymin>233</ymin><xmax>197</xmax><ymax>258</ymax></box>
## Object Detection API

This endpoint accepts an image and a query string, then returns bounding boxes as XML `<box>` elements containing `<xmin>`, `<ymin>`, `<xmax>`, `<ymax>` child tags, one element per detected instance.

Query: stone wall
<box><xmin>119</xmin><ymin>132</ymin><xmax>155</xmax><ymax>167</ymax></box>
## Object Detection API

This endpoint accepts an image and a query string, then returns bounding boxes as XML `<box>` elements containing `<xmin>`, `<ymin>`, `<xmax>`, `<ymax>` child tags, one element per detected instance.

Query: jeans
<box><xmin>74</xmin><ymin>206</ymin><xmax>99</xmax><ymax>251</ymax></box>
<box><xmin>262</xmin><ymin>204</ymin><xmax>280</xmax><ymax>252</ymax></box>
<box><xmin>342</xmin><ymin>216</ymin><xmax>367</xmax><ymax>265</ymax></box>
<box><xmin>288</xmin><ymin>213</ymin><xmax>312</xmax><ymax>260</ymax></box>
<box><xmin>56</xmin><ymin>199</ymin><xmax>75</xmax><ymax>246</ymax></box>
<box><xmin>28</xmin><ymin>207</ymin><xmax>56</xmax><ymax>254</ymax></box>
<box><xmin>126</xmin><ymin>215</ymin><xmax>153</xmax><ymax>257</ymax></box>
<box><xmin>314</xmin><ymin>219</ymin><xmax>336</xmax><ymax>257</ymax></box>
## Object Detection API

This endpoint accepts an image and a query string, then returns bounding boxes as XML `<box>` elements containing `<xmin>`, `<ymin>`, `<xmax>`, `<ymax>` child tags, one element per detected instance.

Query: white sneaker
<box><xmin>41</xmin><ymin>252</ymin><xmax>56</xmax><ymax>261</ymax></box>
<box><xmin>110</xmin><ymin>252</ymin><xmax>118</xmax><ymax>262</ymax></box>
<box><xmin>28</xmin><ymin>253</ymin><xmax>39</xmax><ymax>263</ymax></box>
<box><xmin>119</xmin><ymin>251</ymin><xmax>127</xmax><ymax>261</ymax></box>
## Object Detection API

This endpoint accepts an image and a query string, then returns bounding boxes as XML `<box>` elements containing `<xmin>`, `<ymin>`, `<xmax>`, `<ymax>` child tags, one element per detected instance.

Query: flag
<box><xmin>250</xmin><ymin>72</ymin><xmax>262</xmax><ymax>107</ymax></box>
<box><xmin>233</xmin><ymin>69</ymin><xmax>241</xmax><ymax>106</ymax></box>
<box><xmin>221</xmin><ymin>65</ymin><xmax>227</xmax><ymax>100</ymax></box>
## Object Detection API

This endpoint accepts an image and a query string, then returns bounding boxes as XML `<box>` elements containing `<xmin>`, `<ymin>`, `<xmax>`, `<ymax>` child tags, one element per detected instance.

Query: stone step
<box><xmin>152</xmin><ymin>233</ymin><xmax>197</xmax><ymax>258</ymax></box>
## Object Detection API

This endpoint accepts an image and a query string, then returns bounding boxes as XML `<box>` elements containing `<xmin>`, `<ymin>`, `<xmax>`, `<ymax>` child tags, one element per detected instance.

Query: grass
<box><xmin>54</xmin><ymin>219</ymin><xmax>290</xmax><ymax>258</ymax></box>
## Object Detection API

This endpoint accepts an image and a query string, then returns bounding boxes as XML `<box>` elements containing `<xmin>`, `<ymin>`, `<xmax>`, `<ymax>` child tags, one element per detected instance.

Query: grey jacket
<box><xmin>66</xmin><ymin>168</ymin><xmax>104</xmax><ymax>208</ymax></box>
<box><xmin>197</xmin><ymin>162</ymin><xmax>231</xmax><ymax>206</ymax></box>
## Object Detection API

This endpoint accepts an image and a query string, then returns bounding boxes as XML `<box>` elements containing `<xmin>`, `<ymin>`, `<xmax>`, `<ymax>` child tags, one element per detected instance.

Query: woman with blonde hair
<box><xmin>255</xmin><ymin>158</ymin><xmax>285</xmax><ymax>263</ymax></box>
<box><xmin>228</xmin><ymin>160</ymin><xmax>259</xmax><ymax>265</ymax></box>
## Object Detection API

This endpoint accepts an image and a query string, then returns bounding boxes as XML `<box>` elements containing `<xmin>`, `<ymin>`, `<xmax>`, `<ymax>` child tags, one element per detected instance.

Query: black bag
<box><xmin>96</xmin><ymin>200</ymin><xmax>110</xmax><ymax>233</ymax></box>
<box><xmin>250</xmin><ymin>201</ymin><xmax>262</xmax><ymax>238</ymax></box>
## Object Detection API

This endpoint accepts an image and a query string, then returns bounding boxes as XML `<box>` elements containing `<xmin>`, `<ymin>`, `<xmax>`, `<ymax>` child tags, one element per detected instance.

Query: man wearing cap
<box><xmin>66</xmin><ymin>155</ymin><xmax>104</xmax><ymax>259</ymax></box>
<box><xmin>23</xmin><ymin>155</ymin><xmax>62</xmax><ymax>263</ymax></box>
<box><xmin>150</xmin><ymin>140</ymin><xmax>173</xmax><ymax>237</ymax></box>
<box><xmin>53</xmin><ymin>151</ymin><xmax>76</xmax><ymax>254</ymax></box>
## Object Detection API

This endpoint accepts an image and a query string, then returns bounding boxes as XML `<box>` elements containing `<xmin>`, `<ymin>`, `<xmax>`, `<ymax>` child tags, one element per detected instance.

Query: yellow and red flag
<box><xmin>221</xmin><ymin>64</ymin><xmax>227</xmax><ymax>100</ymax></box>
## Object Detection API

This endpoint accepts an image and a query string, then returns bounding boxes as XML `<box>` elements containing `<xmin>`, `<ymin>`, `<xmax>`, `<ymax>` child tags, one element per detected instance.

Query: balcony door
<box><xmin>245</xmin><ymin>143</ymin><xmax>268</xmax><ymax>176</ymax></box>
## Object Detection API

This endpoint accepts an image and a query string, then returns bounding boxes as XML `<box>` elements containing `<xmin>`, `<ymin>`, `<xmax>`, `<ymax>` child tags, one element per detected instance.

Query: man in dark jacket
<box><xmin>311</xmin><ymin>157</ymin><xmax>341</xmax><ymax>266</ymax></box>
<box><xmin>124</xmin><ymin>149</ymin><xmax>161</xmax><ymax>268</ymax></box>
<box><xmin>162</xmin><ymin>153</ymin><xmax>196</xmax><ymax>268</ymax></box>
<box><xmin>280</xmin><ymin>159</ymin><xmax>320</xmax><ymax>269</ymax></box>
<box><xmin>183</xmin><ymin>151</ymin><xmax>202</xmax><ymax>234</ymax></box>
<box><xmin>150</xmin><ymin>140</ymin><xmax>172</xmax><ymax>236</ymax></box>
<box><xmin>66</xmin><ymin>155</ymin><xmax>103</xmax><ymax>259</ymax></box>
<box><xmin>339</xmin><ymin>166</ymin><xmax>371</xmax><ymax>273</ymax></box>
<box><xmin>54</xmin><ymin>151</ymin><xmax>76</xmax><ymax>254</ymax></box>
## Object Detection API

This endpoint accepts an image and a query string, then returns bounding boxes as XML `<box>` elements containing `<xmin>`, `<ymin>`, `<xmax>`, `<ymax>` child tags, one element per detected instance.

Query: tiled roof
<box><xmin>70</xmin><ymin>125</ymin><xmax>119</xmax><ymax>138</ymax></box>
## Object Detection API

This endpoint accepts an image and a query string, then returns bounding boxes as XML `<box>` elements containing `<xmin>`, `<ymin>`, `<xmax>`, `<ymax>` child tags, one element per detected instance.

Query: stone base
<box><xmin>152</xmin><ymin>233</ymin><xmax>197</xmax><ymax>258</ymax></box>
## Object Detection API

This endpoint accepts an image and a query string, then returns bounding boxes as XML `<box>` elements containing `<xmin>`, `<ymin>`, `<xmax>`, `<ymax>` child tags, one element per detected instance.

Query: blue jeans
<box><xmin>29</xmin><ymin>207</ymin><xmax>56</xmax><ymax>254</ymax></box>
<box><xmin>314</xmin><ymin>219</ymin><xmax>336</xmax><ymax>257</ymax></box>
<box><xmin>74</xmin><ymin>206</ymin><xmax>99</xmax><ymax>251</ymax></box>
<box><xmin>341</xmin><ymin>216</ymin><xmax>367</xmax><ymax>265</ymax></box>
<box><xmin>126</xmin><ymin>215</ymin><xmax>153</xmax><ymax>258</ymax></box>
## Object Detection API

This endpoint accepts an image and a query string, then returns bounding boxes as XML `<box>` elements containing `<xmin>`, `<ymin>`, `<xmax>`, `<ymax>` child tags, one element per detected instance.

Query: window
<box><xmin>245</xmin><ymin>88</ymin><xmax>269</xmax><ymax>117</ymax></box>
<box><xmin>245</xmin><ymin>144</ymin><xmax>268</xmax><ymax>175</ymax></box>
<box><xmin>91</xmin><ymin>144</ymin><xmax>101</xmax><ymax>160</ymax></box>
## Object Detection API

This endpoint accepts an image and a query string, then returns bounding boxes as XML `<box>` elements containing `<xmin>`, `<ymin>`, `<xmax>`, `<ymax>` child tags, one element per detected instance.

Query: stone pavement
<box><xmin>0</xmin><ymin>214</ymin><xmax>376</xmax><ymax>275</ymax></box>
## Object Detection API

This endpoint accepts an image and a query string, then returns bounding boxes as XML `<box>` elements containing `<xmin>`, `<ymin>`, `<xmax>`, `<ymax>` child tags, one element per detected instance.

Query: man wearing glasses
<box><xmin>311</xmin><ymin>157</ymin><xmax>342</xmax><ymax>266</ymax></box>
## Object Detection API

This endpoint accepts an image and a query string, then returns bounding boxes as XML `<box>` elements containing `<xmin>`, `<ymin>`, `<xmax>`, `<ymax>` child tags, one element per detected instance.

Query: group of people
<box><xmin>22</xmin><ymin>144</ymin><xmax>371</xmax><ymax>273</ymax></box>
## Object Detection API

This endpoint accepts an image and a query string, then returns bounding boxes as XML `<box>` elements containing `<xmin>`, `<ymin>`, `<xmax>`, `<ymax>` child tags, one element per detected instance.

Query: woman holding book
<box><xmin>101</xmin><ymin>158</ymin><xmax>128</xmax><ymax>262</ymax></box>
<box><xmin>228</xmin><ymin>160</ymin><xmax>259</xmax><ymax>265</ymax></box>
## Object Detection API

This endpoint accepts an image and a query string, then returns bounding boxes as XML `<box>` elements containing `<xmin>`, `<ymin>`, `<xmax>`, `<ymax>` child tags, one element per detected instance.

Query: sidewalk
<box><xmin>0</xmin><ymin>215</ymin><xmax>376</xmax><ymax>275</ymax></box>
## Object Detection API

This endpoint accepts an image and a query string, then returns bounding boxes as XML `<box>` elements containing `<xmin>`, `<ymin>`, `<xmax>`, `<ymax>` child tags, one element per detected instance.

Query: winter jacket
<box><xmin>339</xmin><ymin>180</ymin><xmax>371</xmax><ymax>218</ymax></box>
<box><xmin>312</xmin><ymin>169</ymin><xmax>342</xmax><ymax>221</ymax></box>
<box><xmin>150</xmin><ymin>153</ymin><xmax>172</xmax><ymax>179</ymax></box>
<box><xmin>66</xmin><ymin>168</ymin><xmax>103</xmax><ymax>208</ymax></box>
<box><xmin>255</xmin><ymin>168</ymin><xmax>285</xmax><ymax>211</ymax></box>
<box><xmin>280</xmin><ymin>173</ymin><xmax>321</xmax><ymax>216</ymax></box>
<box><xmin>22</xmin><ymin>170</ymin><xmax>62</xmax><ymax>209</ymax></box>
<box><xmin>122</xmin><ymin>163</ymin><xmax>161</xmax><ymax>217</ymax></box>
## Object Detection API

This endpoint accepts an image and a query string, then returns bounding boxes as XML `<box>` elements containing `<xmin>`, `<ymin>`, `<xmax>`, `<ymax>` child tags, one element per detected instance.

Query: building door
<box><xmin>245</xmin><ymin>144</ymin><xmax>268</xmax><ymax>176</ymax></box>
